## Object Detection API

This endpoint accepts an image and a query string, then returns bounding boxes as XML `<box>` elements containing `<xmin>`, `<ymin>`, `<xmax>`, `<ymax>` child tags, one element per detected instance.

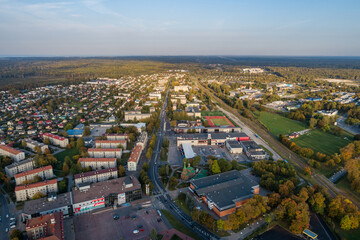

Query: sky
<box><xmin>0</xmin><ymin>0</ymin><xmax>359</xmax><ymax>56</ymax></box>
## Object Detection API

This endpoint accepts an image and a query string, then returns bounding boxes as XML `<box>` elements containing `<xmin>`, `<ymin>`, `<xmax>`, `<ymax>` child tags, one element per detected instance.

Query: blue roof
<box><xmin>303</xmin><ymin>229</ymin><xmax>318</xmax><ymax>239</ymax></box>
<box><xmin>67</xmin><ymin>129</ymin><xmax>83</xmax><ymax>136</ymax></box>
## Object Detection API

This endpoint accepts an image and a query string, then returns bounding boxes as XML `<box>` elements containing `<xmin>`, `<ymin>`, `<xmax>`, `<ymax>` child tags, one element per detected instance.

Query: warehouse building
<box><xmin>15</xmin><ymin>179</ymin><xmax>58</xmax><ymax>202</ymax></box>
<box><xmin>72</xmin><ymin>175</ymin><xmax>141</xmax><ymax>215</ymax></box>
<box><xmin>241</xmin><ymin>141</ymin><xmax>267</xmax><ymax>160</ymax></box>
<box><xmin>189</xmin><ymin>170</ymin><xmax>260</xmax><ymax>217</ymax></box>
<box><xmin>78</xmin><ymin>158</ymin><xmax>116</xmax><ymax>170</ymax></box>
<box><xmin>5</xmin><ymin>158</ymin><xmax>34</xmax><ymax>178</ymax></box>
<box><xmin>74</xmin><ymin>167</ymin><xmax>118</xmax><ymax>186</ymax></box>
<box><xmin>176</xmin><ymin>132</ymin><xmax>250</xmax><ymax>147</ymax></box>
<box><xmin>0</xmin><ymin>144</ymin><xmax>25</xmax><ymax>162</ymax></box>
<box><xmin>15</xmin><ymin>165</ymin><xmax>54</xmax><ymax>186</ymax></box>
<box><xmin>225</xmin><ymin>140</ymin><xmax>243</xmax><ymax>154</ymax></box>
<box><xmin>88</xmin><ymin>148</ymin><xmax>122</xmax><ymax>158</ymax></box>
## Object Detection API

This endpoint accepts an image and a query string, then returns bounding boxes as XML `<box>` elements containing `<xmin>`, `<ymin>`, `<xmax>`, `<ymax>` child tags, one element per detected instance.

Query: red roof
<box><xmin>43</xmin><ymin>133</ymin><xmax>66</xmax><ymax>141</ymax></box>
<box><xmin>0</xmin><ymin>145</ymin><xmax>23</xmax><ymax>155</ymax></box>
<box><xmin>95</xmin><ymin>140</ymin><xmax>126</xmax><ymax>144</ymax></box>
<box><xmin>128</xmin><ymin>145</ymin><xmax>142</xmax><ymax>163</ymax></box>
<box><xmin>15</xmin><ymin>179</ymin><xmax>57</xmax><ymax>192</ymax></box>
<box><xmin>88</xmin><ymin>148</ymin><xmax>122</xmax><ymax>152</ymax></box>
<box><xmin>78</xmin><ymin>158</ymin><xmax>116</xmax><ymax>162</ymax></box>
<box><xmin>15</xmin><ymin>165</ymin><xmax>52</xmax><ymax>179</ymax></box>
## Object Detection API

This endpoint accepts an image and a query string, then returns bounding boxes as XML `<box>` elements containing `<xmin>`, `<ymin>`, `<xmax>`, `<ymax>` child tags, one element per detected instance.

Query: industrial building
<box><xmin>176</xmin><ymin>132</ymin><xmax>250</xmax><ymax>147</ymax></box>
<box><xmin>189</xmin><ymin>170</ymin><xmax>260</xmax><ymax>217</ymax></box>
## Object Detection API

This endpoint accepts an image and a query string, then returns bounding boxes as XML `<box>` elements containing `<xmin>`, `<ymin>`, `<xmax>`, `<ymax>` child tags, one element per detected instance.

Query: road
<box><xmin>336</xmin><ymin>114</ymin><xmax>360</xmax><ymax>135</ymax></box>
<box><xmin>148</xmin><ymin>87</ymin><xmax>218</xmax><ymax>240</ymax></box>
<box><xmin>0</xmin><ymin>188</ymin><xmax>10</xmax><ymax>240</ymax></box>
<box><xmin>196</xmin><ymin>80</ymin><xmax>360</xmax><ymax>208</ymax></box>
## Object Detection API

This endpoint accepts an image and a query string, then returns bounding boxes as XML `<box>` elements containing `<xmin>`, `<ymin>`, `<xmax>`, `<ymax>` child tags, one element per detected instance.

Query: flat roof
<box><xmin>182</xmin><ymin>143</ymin><xmax>196</xmax><ymax>159</ymax></box>
<box><xmin>303</xmin><ymin>229</ymin><xmax>318</xmax><ymax>239</ymax></box>
<box><xmin>177</xmin><ymin>132</ymin><xmax>248</xmax><ymax>141</ymax></box>
<box><xmin>72</xmin><ymin>175</ymin><xmax>141</xmax><ymax>204</ymax></box>
<box><xmin>190</xmin><ymin>170</ymin><xmax>259</xmax><ymax>210</ymax></box>
<box><xmin>227</xmin><ymin>140</ymin><xmax>242</xmax><ymax>148</ymax></box>
<box><xmin>23</xmin><ymin>192</ymin><xmax>72</xmax><ymax>215</ymax></box>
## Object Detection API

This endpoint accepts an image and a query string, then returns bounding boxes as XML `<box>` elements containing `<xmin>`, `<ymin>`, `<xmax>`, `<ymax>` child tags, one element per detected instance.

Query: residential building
<box><xmin>189</xmin><ymin>170</ymin><xmax>260</xmax><ymax>217</ymax></box>
<box><xmin>124</xmin><ymin>111</ymin><xmax>152</xmax><ymax>121</ymax></box>
<box><xmin>127</xmin><ymin>145</ymin><xmax>142</xmax><ymax>171</ymax></box>
<box><xmin>87</xmin><ymin>148</ymin><xmax>122</xmax><ymax>158</ymax></box>
<box><xmin>5</xmin><ymin>158</ymin><xmax>34</xmax><ymax>178</ymax></box>
<box><xmin>15</xmin><ymin>179</ymin><xmax>58</xmax><ymax>202</ymax></box>
<box><xmin>78</xmin><ymin>158</ymin><xmax>117</xmax><ymax>170</ymax></box>
<box><xmin>74</xmin><ymin>167</ymin><xmax>118</xmax><ymax>186</ymax></box>
<box><xmin>135</xmin><ymin>131</ymin><xmax>148</xmax><ymax>150</ymax></box>
<box><xmin>95</xmin><ymin>140</ymin><xmax>127</xmax><ymax>149</ymax></box>
<box><xmin>22</xmin><ymin>193</ymin><xmax>73</xmax><ymax>221</ymax></box>
<box><xmin>185</xmin><ymin>107</ymin><xmax>201</xmax><ymax>118</ymax></box>
<box><xmin>103</xmin><ymin>133</ymin><xmax>129</xmax><ymax>141</ymax></box>
<box><xmin>72</xmin><ymin>175</ymin><xmax>141</xmax><ymax>215</ymax></box>
<box><xmin>15</xmin><ymin>165</ymin><xmax>54</xmax><ymax>186</ymax></box>
<box><xmin>25</xmin><ymin>212</ymin><xmax>64</xmax><ymax>240</ymax></box>
<box><xmin>149</xmin><ymin>91</ymin><xmax>162</xmax><ymax>100</ymax></box>
<box><xmin>42</xmin><ymin>133</ymin><xmax>69</xmax><ymax>148</ymax></box>
<box><xmin>174</xmin><ymin>85</ymin><xmax>189</xmax><ymax>92</ymax></box>
<box><xmin>0</xmin><ymin>145</ymin><xmax>25</xmax><ymax>162</ymax></box>
<box><xmin>24</xmin><ymin>138</ymin><xmax>49</xmax><ymax>153</ymax></box>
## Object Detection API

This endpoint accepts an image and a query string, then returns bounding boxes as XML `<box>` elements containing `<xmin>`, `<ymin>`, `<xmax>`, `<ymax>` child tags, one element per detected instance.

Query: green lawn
<box><xmin>201</xmin><ymin>111</ymin><xmax>224</xmax><ymax>116</ymax></box>
<box><xmin>258</xmin><ymin>111</ymin><xmax>307</xmax><ymax>137</ymax></box>
<box><xmin>210</xmin><ymin>118</ymin><xmax>232</xmax><ymax>126</ymax></box>
<box><xmin>161</xmin><ymin>210</ymin><xmax>200</xmax><ymax>240</ymax></box>
<box><xmin>336</xmin><ymin>175</ymin><xmax>360</xmax><ymax>204</ymax></box>
<box><xmin>54</xmin><ymin>148</ymin><xmax>79</xmax><ymax>169</ymax></box>
<box><xmin>293</xmin><ymin>129</ymin><xmax>353</xmax><ymax>156</ymax></box>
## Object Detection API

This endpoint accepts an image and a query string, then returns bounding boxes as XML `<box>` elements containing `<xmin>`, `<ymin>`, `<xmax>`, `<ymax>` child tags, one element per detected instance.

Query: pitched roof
<box><xmin>0</xmin><ymin>145</ymin><xmax>22</xmax><ymax>155</ymax></box>
<box><xmin>128</xmin><ymin>145</ymin><xmax>142</xmax><ymax>163</ymax></box>
<box><xmin>88</xmin><ymin>148</ymin><xmax>122</xmax><ymax>152</ymax></box>
<box><xmin>15</xmin><ymin>179</ymin><xmax>57</xmax><ymax>192</ymax></box>
<box><xmin>15</xmin><ymin>165</ymin><xmax>52</xmax><ymax>179</ymax></box>
<box><xmin>78</xmin><ymin>158</ymin><xmax>116</xmax><ymax>162</ymax></box>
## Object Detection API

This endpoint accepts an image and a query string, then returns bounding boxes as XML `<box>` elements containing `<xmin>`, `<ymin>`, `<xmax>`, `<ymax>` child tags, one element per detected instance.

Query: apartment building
<box><xmin>127</xmin><ymin>145</ymin><xmax>142</xmax><ymax>171</ymax></box>
<box><xmin>5</xmin><ymin>158</ymin><xmax>34</xmax><ymax>178</ymax></box>
<box><xmin>0</xmin><ymin>144</ymin><xmax>25</xmax><ymax>162</ymax></box>
<box><xmin>24</xmin><ymin>138</ymin><xmax>49</xmax><ymax>153</ymax></box>
<box><xmin>124</xmin><ymin>111</ymin><xmax>152</xmax><ymax>121</ymax></box>
<box><xmin>78</xmin><ymin>158</ymin><xmax>117</xmax><ymax>170</ymax></box>
<box><xmin>15</xmin><ymin>179</ymin><xmax>58</xmax><ymax>202</ymax></box>
<box><xmin>149</xmin><ymin>91</ymin><xmax>162</xmax><ymax>100</ymax></box>
<box><xmin>95</xmin><ymin>140</ymin><xmax>127</xmax><ymax>149</ymax></box>
<box><xmin>87</xmin><ymin>148</ymin><xmax>122</xmax><ymax>158</ymax></box>
<box><xmin>43</xmin><ymin>133</ymin><xmax>69</xmax><ymax>148</ymax></box>
<box><xmin>25</xmin><ymin>212</ymin><xmax>64</xmax><ymax>240</ymax></box>
<box><xmin>103</xmin><ymin>133</ymin><xmax>129</xmax><ymax>141</ymax></box>
<box><xmin>135</xmin><ymin>131</ymin><xmax>148</xmax><ymax>150</ymax></box>
<box><xmin>174</xmin><ymin>85</ymin><xmax>189</xmax><ymax>92</ymax></box>
<box><xmin>15</xmin><ymin>165</ymin><xmax>54</xmax><ymax>186</ymax></box>
<box><xmin>74</xmin><ymin>167</ymin><xmax>118</xmax><ymax>186</ymax></box>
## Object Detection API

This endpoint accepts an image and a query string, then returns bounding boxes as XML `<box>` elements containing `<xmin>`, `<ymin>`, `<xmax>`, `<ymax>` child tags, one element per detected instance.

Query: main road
<box><xmin>0</xmin><ymin>188</ymin><xmax>10</xmax><ymax>240</ymax></box>
<box><xmin>148</xmin><ymin>86</ymin><xmax>219</xmax><ymax>240</ymax></box>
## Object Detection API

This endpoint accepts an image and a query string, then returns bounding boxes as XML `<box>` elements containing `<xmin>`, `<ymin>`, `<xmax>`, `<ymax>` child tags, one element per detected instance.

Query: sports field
<box><xmin>258</xmin><ymin>111</ymin><xmax>307</xmax><ymax>137</ymax></box>
<box><xmin>293</xmin><ymin>129</ymin><xmax>353</xmax><ymax>155</ymax></box>
<box><xmin>205</xmin><ymin>116</ymin><xmax>234</xmax><ymax>127</ymax></box>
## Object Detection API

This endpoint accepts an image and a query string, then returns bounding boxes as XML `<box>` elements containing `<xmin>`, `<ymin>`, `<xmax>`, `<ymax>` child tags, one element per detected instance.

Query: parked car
<box><xmin>5</xmin><ymin>228</ymin><xmax>9</xmax><ymax>233</ymax></box>
<box><xmin>113</xmin><ymin>214</ymin><xmax>119</xmax><ymax>220</ymax></box>
<box><xmin>133</xmin><ymin>229</ymin><xmax>139</xmax><ymax>234</ymax></box>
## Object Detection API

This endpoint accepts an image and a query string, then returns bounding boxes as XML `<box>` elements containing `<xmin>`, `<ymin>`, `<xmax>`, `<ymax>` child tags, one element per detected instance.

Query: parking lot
<box><xmin>73</xmin><ymin>205</ymin><xmax>168</xmax><ymax>240</ymax></box>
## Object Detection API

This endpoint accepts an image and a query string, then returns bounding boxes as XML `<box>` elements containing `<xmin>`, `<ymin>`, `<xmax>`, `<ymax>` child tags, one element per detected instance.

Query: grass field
<box><xmin>210</xmin><ymin>118</ymin><xmax>232</xmax><ymax>126</ymax></box>
<box><xmin>293</xmin><ymin>129</ymin><xmax>353</xmax><ymax>155</ymax></box>
<box><xmin>54</xmin><ymin>147</ymin><xmax>79</xmax><ymax>170</ymax></box>
<box><xmin>258</xmin><ymin>111</ymin><xmax>307</xmax><ymax>137</ymax></box>
<box><xmin>201</xmin><ymin>111</ymin><xmax>224</xmax><ymax>116</ymax></box>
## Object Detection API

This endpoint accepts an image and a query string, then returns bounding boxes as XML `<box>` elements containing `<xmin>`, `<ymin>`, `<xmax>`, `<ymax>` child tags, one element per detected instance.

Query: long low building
<box><xmin>95</xmin><ymin>140</ymin><xmax>127</xmax><ymax>149</ymax></box>
<box><xmin>78</xmin><ymin>158</ymin><xmax>117</xmax><ymax>170</ymax></box>
<box><xmin>15</xmin><ymin>165</ymin><xmax>54</xmax><ymax>186</ymax></box>
<box><xmin>174</xmin><ymin>126</ymin><xmax>242</xmax><ymax>134</ymax></box>
<box><xmin>135</xmin><ymin>131</ymin><xmax>148</xmax><ymax>150</ymax></box>
<box><xmin>22</xmin><ymin>192</ymin><xmax>73</xmax><ymax>221</ymax></box>
<box><xmin>124</xmin><ymin>111</ymin><xmax>152</xmax><ymax>121</ymax></box>
<box><xmin>103</xmin><ymin>133</ymin><xmax>129</xmax><ymax>141</ymax></box>
<box><xmin>5</xmin><ymin>158</ymin><xmax>34</xmax><ymax>178</ymax></box>
<box><xmin>88</xmin><ymin>148</ymin><xmax>122</xmax><ymax>158</ymax></box>
<box><xmin>127</xmin><ymin>145</ymin><xmax>143</xmax><ymax>171</ymax></box>
<box><xmin>225</xmin><ymin>140</ymin><xmax>243</xmax><ymax>154</ymax></box>
<box><xmin>43</xmin><ymin>133</ymin><xmax>69</xmax><ymax>148</ymax></box>
<box><xmin>241</xmin><ymin>141</ymin><xmax>267</xmax><ymax>160</ymax></box>
<box><xmin>0</xmin><ymin>145</ymin><xmax>25</xmax><ymax>162</ymax></box>
<box><xmin>72</xmin><ymin>175</ymin><xmax>142</xmax><ymax>215</ymax></box>
<box><xmin>176</xmin><ymin>132</ymin><xmax>250</xmax><ymax>147</ymax></box>
<box><xmin>74</xmin><ymin>167</ymin><xmax>118</xmax><ymax>186</ymax></box>
<box><xmin>24</xmin><ymin>138</ymin><xmax>48</xmax><ymax>153</ymax></box>
<box><xmin>15</xmin><ymin>179</ymin><xmax>58</xmax><ymax>202</ymax></box>
<box><xmin>189</xmin><ymin>170</ymin><xmax>260</xmax><ymax>217</ymax></box>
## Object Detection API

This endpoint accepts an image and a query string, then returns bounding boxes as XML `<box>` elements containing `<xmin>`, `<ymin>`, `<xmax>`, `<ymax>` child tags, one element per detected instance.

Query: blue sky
<box><xmin>0</xmin><ymin>0</ymin><xmax>359</xmax><ymax>56</ymax></box>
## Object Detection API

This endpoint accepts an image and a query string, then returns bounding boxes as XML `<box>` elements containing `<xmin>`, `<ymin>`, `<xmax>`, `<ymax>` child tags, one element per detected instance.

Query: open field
<box><xmin>54</xmin><ymin>147</ymin><xmax>79</xmax><ymax>171</ymax></box>
<box><xmin>293</xmin><ymin>129</ymin><xmax>353</xmax><ymax>155</ymax></box>
<box><xmin>258</xmin><ymin>111</ymin><xmax>307</xmax><ymax>137</ymax></box>
<box><xmin>205</xmin><ymin>116</ymin><xmax>234</xmax><ymax>127</ymax></box>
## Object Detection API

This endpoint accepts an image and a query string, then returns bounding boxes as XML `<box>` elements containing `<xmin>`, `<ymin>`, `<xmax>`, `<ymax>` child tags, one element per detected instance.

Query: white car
<box><xmin>133</xmin><ymin>229</ymin><xmax>140</xmax><ymax>234</ymax></box>
<box><xmin>5</xmin><ymin>214</ymin><xmax>9</xmax><ymax>218</ymax></box>
<box><xmin>5</xmin><ymin>228</ymin><xmax>9</xmax><ymax>233</ymax></box>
